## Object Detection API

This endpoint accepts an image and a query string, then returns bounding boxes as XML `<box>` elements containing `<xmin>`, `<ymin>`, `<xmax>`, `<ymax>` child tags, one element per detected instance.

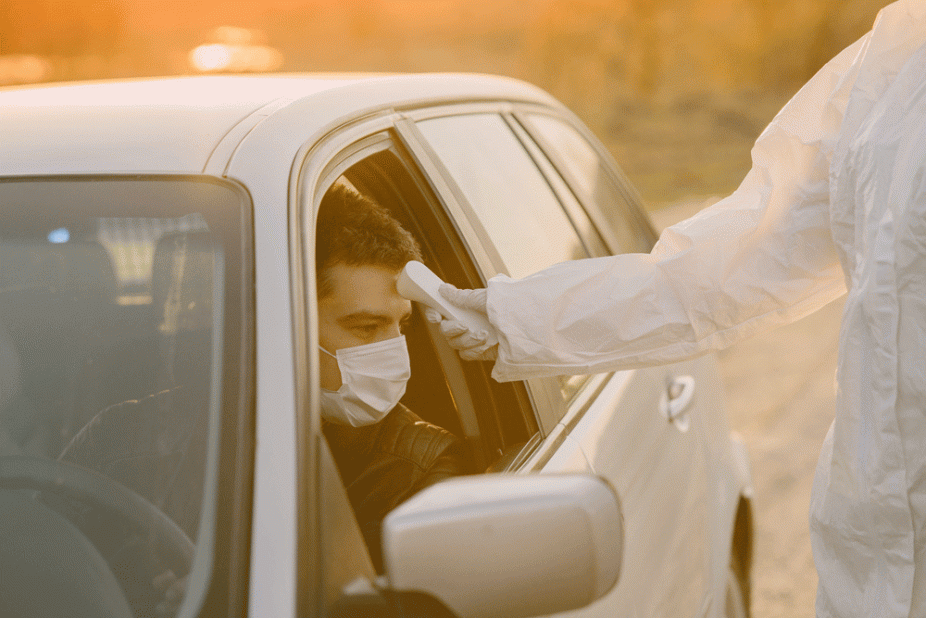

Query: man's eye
<box><xmin>354</xmin><ymin>324</ymin><xmax>378</xmax><ymax>336</ymax></box>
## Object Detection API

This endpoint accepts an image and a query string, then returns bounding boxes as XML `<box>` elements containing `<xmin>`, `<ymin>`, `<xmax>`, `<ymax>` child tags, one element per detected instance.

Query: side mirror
<box><xmin>381</xmin><ymin>473</ymin><xmax>623</xmax><ymax>618</ymax></box>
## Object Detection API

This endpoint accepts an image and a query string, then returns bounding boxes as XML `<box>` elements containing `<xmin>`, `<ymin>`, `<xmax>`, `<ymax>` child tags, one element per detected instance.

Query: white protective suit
<box><xmin>479</xmin><ymin>2</ymin><xmax>926</xmax><ymax>616</ymax></box>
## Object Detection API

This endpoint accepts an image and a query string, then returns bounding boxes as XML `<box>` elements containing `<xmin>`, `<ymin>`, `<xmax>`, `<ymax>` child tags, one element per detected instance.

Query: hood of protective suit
<box><xmin>485</xmin><ymin>2</ymin><xmax>926</xmax><ymax>616</ymax></box>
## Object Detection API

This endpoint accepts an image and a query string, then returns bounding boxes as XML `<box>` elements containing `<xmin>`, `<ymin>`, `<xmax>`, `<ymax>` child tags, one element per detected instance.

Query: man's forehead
<box><xmin>323</xmin><ymin>263</ymin><xmax>410</xmax><ymax>314</ymax></box>
<box><xmin>327</xmin><ymin>263</ymin><xmax>398</xmax><ymax>294</ymax></box>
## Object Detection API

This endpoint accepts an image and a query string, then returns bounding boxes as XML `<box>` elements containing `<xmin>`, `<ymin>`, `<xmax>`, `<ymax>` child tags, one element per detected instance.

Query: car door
<box><xmin>402</xmin><ymin>107</ymin><xmax>715</xmax><ymax>616</ymax></box>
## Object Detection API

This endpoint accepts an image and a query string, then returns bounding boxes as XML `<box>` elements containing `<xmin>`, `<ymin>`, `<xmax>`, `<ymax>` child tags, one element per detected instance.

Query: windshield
<box><xmin>0</xmin><ymin>177</ymin><xmax>247</xmax><ymax>618</ymax></box>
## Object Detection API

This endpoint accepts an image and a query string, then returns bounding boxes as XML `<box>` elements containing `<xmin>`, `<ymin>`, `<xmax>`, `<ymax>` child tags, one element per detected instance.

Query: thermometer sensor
<box><xmin>397</xmin><ymin>261</ymin><xmax>498</xmax><ymax>347</ymax></box>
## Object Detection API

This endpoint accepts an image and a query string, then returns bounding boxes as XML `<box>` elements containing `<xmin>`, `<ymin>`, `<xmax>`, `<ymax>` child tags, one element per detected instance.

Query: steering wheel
<box><xmin>0</xmin><ymin>454</ymin><xmax>195</xmax><ymax>577</ymax></box>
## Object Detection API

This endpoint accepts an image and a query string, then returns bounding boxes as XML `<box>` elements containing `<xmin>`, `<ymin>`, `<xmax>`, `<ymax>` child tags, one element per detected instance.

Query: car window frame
<box><xmin>290</xmin><ymin>111</ymin><xmax>403</xmax><ymax>617</ymax></box>
<box><xmin>423</xmin><ymin>106</ymin><xmax>664</xmax><ymax>441</ymax></box>
<box><xmin>294</xmin><ymin>117</ymin><xmax>543</xmax><ymax>613</ymax></box>
<box><xmin>501</xmin><ymin>111</ymin><xmax>611</xmax><ymax>259</ymax></box>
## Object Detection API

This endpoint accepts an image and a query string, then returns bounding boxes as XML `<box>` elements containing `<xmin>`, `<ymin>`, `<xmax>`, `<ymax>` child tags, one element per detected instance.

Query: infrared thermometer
<box><xmin>397</xmin><ymin>261</ymin><xmax>498</xmax><ymax>347</ymax></box>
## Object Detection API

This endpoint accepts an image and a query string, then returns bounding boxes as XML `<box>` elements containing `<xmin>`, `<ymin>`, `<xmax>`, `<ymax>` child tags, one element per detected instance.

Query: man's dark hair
<box><xmin>315</xmin><ymin>183</ymin><xmax>423</xmax><ymax>298</ymax></box>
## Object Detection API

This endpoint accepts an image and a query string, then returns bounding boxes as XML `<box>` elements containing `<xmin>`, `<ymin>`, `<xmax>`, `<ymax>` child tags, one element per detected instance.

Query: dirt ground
<box><xmin>651</xmin><ymin>201</ymin><xmax>843</xmax><ymax>618</ymax></box>
<box><xmin>604</xmin><ymin>91</ymin><xmax>794</xmax><ymax>209</ymax></box>
<box><xmin>720</xmin><ymin>296</ymin><xmax>842</xmax><ymax>618</ymax></box>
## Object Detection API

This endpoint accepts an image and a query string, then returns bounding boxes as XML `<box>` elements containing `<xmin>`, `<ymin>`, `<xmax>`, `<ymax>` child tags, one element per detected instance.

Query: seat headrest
<box><xmin>0</xmin><ymin>241</ymin><xmax>116</xmax><ymax>298</ymax></box>
<box><xmin>152</xmin><ymin>232</ymin><xmax>216</xmax><ymax>334</ymax></box>
<box><xmin>0</xmin><ymin>320</ymin><xmax>21</xmax><ymax>411</ymax></box>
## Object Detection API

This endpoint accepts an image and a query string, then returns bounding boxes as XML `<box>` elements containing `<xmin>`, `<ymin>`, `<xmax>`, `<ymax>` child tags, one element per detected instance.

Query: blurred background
<box><xmin>1</xmin><ymin>0</ymin><xmax>892</xmax><ymax>209</ymax></box>
<box><xmin>0</xmin><ymin>2</ymin><xmax>894</xmax><ymax>615</ymax></box>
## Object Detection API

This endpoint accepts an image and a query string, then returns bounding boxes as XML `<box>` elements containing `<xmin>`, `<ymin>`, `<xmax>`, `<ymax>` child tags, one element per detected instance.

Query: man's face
<box><xmin>317</xmin><ymin>263</ymin><xmax>412</xmax><ymax>391</ymax></box>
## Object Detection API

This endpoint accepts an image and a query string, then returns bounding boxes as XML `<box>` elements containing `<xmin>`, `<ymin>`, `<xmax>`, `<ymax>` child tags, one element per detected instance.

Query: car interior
<box><xmin>0</xmin><ymin>223</ymin><xmax>215</xmax><ymax>461</ymax></box>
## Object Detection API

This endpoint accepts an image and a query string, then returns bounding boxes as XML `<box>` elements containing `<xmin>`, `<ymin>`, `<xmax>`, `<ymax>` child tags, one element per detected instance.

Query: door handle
<box><xmin>659</xmin><ymin>375</ymin><xmax>695</xmax><ymax>432</ymax></box>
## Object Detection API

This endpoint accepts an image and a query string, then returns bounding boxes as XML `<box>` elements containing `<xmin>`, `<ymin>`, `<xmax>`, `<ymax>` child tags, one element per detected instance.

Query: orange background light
<box><xmin>0</xmin><ymin>0</ymin><xmax>892</xmax><ymax>205</ymax></box>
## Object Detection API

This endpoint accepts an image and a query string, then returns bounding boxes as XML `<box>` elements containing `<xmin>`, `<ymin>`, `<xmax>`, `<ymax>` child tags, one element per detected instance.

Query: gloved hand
<box><xmin>423</xmin><ymin>283</ymin><xmax>498</xmax><ymax>361</ymax></box>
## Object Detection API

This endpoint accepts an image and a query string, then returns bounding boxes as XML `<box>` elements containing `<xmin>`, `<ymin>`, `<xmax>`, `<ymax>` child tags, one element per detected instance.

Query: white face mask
<box><xmin>319</xmin><ymin>335</ymin><xmax>411</xmax><ymax>427</ymax></box>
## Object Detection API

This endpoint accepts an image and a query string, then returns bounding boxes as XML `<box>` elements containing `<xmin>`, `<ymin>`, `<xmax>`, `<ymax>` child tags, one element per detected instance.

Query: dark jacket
<box><xmin>58</xmin><ymin>386</ymin><xmax>207</xmax><ymax>537</ymax></box>
<box><xmin>323</xmin><ymin>403</ymin><xmax>468</xmax><ymax>571</ymax></box>
<box><xmin>55</xmin><ymin>386</ymin><xmax>207</xmax><ymax>618</ymax></box>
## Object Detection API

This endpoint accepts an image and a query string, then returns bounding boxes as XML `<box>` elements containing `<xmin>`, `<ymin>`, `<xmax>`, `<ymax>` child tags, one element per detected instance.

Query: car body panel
<box><xmin>0</xmin><ymin>74</ymin><xmax>561</xmax><ymax>176</ymax></box>
<box><xmin>0</xmin><ymin>77</ymin><xmax>332</xmax><ymax>174</ymax></box>
<box><xmin>564</xmin><ymin>363</ymin><xmax>710</xmax><ymax>616</ymax></box>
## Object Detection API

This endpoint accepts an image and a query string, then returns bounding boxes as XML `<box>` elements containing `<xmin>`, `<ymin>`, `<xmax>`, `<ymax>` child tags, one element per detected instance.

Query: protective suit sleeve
<box><xmin>486</xmin><ymin>34</ymin><xmax>868</xmax><ymax>383</ymax></box>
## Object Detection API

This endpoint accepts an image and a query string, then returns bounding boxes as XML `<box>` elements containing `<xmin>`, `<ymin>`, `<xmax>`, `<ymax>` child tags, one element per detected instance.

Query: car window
<box><xmin>522</xmin><ymin>113</ymin><xmax>655</xmax><ymax>254</ymax></box>
<box><xmin>0</xmin><ymin>177</ymin><xmax>248</xmax><ymax>618</ymax></box>
<box><xmin>415</xmin><ymin>113</ymin><xmax>591</xmax><ymax>279</ymax></box>
<box><xmin>416</xmin><ymin>113</ymin><xmax>604</xmax><ymax>406</ymax></box>
<box><xmin>310</xmin><ymin>144</ymin><xmax>539</xmax><ymax>598</ymax></box>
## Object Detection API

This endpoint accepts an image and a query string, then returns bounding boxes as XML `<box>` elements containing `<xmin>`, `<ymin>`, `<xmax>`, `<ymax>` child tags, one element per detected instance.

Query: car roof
<box><xmin>0</xmin><ymin>73</ymin><xmax>561</xmax><ymax>176</ymax></box>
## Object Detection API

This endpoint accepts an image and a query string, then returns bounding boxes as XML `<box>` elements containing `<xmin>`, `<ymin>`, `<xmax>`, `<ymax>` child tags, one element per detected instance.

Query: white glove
<box><xmin>423</xmin><ymin>283</ymin><xmax>498</xmax><ymax>361</ymax></box>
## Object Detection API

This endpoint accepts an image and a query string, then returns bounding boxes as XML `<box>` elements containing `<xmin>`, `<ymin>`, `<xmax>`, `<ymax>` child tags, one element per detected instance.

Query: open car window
<box><xmin>313</xmin><ymin>142</ymin><xmax>538</xmax><ymax>466</ymax></box>
<box><xmin>310</xmin><ymin>138</ymin><xmax>541</xmax><ymax>597</ymax></box>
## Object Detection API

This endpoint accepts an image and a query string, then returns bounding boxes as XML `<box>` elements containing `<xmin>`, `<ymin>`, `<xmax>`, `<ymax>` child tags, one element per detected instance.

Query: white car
<box><xmin>0</xmin><ymin>74</ymin><xmax>754</xmax><ymax>618</ymax></box>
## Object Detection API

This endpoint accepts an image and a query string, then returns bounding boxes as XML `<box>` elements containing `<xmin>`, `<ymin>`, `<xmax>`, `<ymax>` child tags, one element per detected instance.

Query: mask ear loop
<box><xmin>318</xmin><ymin>346</ymin><xmax>343</xmax><ymax>395</ymax></box>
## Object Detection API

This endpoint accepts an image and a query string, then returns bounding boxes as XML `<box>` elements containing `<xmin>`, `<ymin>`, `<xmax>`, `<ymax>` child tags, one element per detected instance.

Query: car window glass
<box><xmin>523</xmin><ymin>113</ymin><xmax>653</xmax><ymax>254</ymax></box>
<box><xmin>416</xmin><ymin>113</ymin><xmax>590</xmax><ymax>279</ymax></box>
<box><xmin>0</xmin><ymin>178</ymin><xmax>244</xmax><ymax>618</ymax></box>
<box><xmin>419</xmin><ymin>114</ymin><xmax>607</xmax><ymax>406</ymax></box>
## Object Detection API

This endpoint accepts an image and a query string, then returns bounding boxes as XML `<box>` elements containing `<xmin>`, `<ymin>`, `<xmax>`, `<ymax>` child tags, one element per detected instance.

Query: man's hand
<box><xmin>153</xmin><ymin>570</ymin><xmax>187</xmax><ymax>618</ymax></box>
<box><xmin>424</xmin><ymin>284</ymin><xmax>498</xmax><ymax>361</ymax></box>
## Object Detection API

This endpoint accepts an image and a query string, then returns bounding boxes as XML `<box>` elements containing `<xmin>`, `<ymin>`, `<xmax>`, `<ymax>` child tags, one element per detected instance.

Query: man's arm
<box><xmin>334</xmin><ymin>404</ymin><xmax>469</xmax><ymax>571</ymax></box>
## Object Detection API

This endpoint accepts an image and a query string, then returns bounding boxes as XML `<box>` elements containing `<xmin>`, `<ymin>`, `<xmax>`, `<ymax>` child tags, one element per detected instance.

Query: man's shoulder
<box><xmin>375</xmin><ymin>404</ymin><xmax>461</xmax><ymax>470</ymax></box>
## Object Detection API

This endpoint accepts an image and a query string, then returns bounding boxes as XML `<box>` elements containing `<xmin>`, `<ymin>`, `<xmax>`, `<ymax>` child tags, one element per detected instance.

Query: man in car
<box><xmin>315</xmin><ymin>183</ymin><xmax>468</xmax><ymax>571</ymax></box>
